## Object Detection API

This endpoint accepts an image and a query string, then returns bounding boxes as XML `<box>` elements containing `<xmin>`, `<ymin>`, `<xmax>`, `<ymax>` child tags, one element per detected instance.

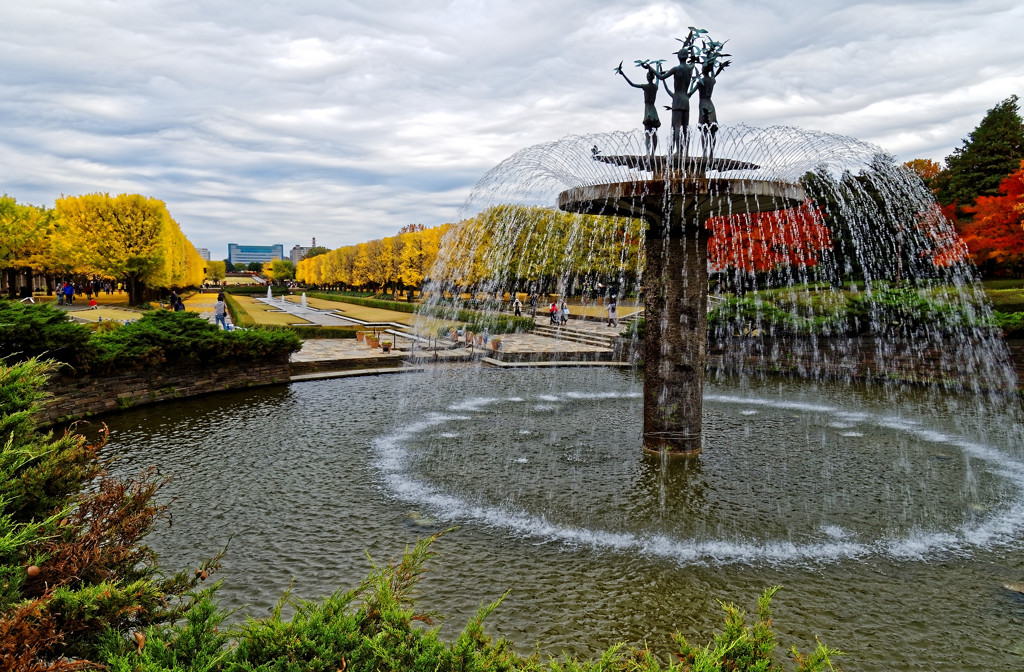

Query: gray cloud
<box><xmin>1</xmin><ymin>0</ymin><xmax>1022</xmax><ymax>258</ymax></box>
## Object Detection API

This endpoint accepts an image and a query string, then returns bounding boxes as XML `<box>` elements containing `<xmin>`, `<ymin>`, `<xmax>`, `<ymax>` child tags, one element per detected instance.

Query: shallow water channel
<box><xmin>101</xmin><ymin>367</ymin><xmax>1024</xmax><ymax>671</ymax></box>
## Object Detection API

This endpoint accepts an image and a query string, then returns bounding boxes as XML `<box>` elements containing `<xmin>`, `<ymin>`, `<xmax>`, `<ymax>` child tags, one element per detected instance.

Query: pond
<box><xmin>102</xmin><ymin>367</ymin><xmax>1024</xmax><ymax>671</ymax></box>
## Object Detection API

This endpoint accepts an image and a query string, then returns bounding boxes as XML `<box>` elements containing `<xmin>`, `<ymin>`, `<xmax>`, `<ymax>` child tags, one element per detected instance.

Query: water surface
<box><xmin>102</xmin><ymin>367</ymin><xmax>1024</xmax><ymax>671</ymax></box>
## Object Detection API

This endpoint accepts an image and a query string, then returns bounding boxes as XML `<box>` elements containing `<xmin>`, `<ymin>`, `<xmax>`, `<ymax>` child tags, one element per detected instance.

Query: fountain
<box><xmin>266</xmin><ymin>286</ymin><xmax>272</xmax><ymax>299</ymax></box>
<box><xmin>300</xmin><ymin>292</ymin><xmax>307</xmax><ymax>309</ymax></box>
<box><xmin>560</xmin><ymin>36</ymin><xmax>805</xmax><ymax>456</ymax></box>
<box><xmin>432</xmin><ymin>29</ymin><xmax>1018</xmax><ymax>459</ymax></box>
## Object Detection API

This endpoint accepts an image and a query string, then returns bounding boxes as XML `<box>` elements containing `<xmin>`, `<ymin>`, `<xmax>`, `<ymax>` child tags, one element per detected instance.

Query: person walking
<box><xmin>607</xmin><ymin>299</ymin><xmax>618</xmax><ymax>327</ymax></box>
<box><xmin>63</xmin><ymin>282</ymin><xmax>74</xmax><ymax>305</ymax></box>
<box><xmin>214</xmin><ymin>292</ymin><xmax>230</xmax><ymax>330</ymax></box>
<box><xmin>513</xmin><ymin>296</ymin><xmax>522</xmax><ymax>316</ymax></box>
<box><xmin>560</xmin><ymin>300</ymin><xmax>570</xmax><ymax>325</ymax></box>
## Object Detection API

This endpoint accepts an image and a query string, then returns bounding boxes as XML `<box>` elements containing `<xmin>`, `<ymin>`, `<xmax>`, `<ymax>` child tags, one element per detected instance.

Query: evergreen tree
<box><xmin>936</xmin><ymin>95</ymin><xmax>1024</xmax><ymax>210</ymax></box>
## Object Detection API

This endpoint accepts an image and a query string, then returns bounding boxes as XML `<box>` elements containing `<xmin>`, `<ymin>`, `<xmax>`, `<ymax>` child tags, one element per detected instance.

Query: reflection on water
<box><xmin>101</xmin><ymin>368</ymin><xmax>1024</xmax><ymax>672</ymax></box>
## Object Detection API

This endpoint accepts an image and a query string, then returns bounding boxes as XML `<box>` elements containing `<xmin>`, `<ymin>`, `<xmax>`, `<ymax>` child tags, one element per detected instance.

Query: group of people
<box><xmin>509</xmin><ymin>292</ymin><xmax>622</xmax><ymax>327</ymax></box>
<box><xmin>56</xmin><ymin>278</ymin><xmax>118</xmax><ymax>306</ymax></box>
<box><xmin>167</xmin><ymin>292</ymin><xmax>186</xmax><ymax>312</ymax></box>
<box><xmin>549</xmin><ymin>300</ymin><xmax>570</xmax><ymax>325</ymax></box>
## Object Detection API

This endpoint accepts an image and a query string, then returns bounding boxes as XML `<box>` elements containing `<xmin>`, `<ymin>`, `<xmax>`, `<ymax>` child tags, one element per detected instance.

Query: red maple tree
<box><xmin>706</xmin><ymin>200</ymin><xmax>832</xmax><ymax>272</ymax></box>
<box><xmin>956</xmin><ymin>160</ymin><xmax>1024</xmax><ymax>274</ymax></box>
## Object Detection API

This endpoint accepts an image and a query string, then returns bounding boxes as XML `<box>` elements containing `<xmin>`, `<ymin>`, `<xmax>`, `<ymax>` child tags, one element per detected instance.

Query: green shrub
<box><xmin>94</xmin><ymin>532</ymin><xmax>843</xmax><ymax>672</ymax></box>
<box><xmin>845</xmin><ymin>286</ymin><xmax>975</xmax><ymax>336</ymax></box>
<box><xmin>993</xmin><ymin>311</ymin><xmax>1024</xmax><ymax>338</ymax></box>
<box><xmin>0</xmin><ymin>358</ymin><xmax>218</xmax><ymax>668</ymax></box>
<box><xmin>88</xmin><ymin>311</ymin><xmax>301</xmax><ymax>372</ymax></box>
<box><xmin>982</xmin><ymin>288</ymin><xmax>1024</xmax><ymax>313</ymax></box>
<box><xmin>0</xmin><ymin>299</ymin><xmax>92</xmax><ymax>366</ymax></box>
<box><xmin>223</xmin><ymin>285</ymin><xmax>277</xmax><ymax>296</ymax></box>
<box><xmin>621</xmin><ymin>317</ymin><xmax>644</xmax><ymax>340</ymax></box>
<box><xmin>258</xmin><ymin>324</ymin><xmax>359</xmax><ymax>339</ymax></box>
<box><xmin>306</xmin><ymin>291</ymin><xmax>418</xmax><ymax>314</ymax></box>
<box><xmin>708</xmin><ymin>297</ymin><xmax>834</xmax><ymax>337</ymax></box>
<box><xmin>223</xmin><ymin>293</ymin><xmax>254</xmax><ymax>328</ymax></box>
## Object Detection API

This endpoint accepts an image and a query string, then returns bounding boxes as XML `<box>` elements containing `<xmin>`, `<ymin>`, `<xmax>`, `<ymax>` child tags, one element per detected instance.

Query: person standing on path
<box><xmin>607</xmin><ymin>299</ymin><xmax>618</xmax><ymax>327</ymax></box>
<box><xmin>513</xmin><ymin>296</ymin><xmax>522</xmax><ymax>316</ymax></box>
<box><xmin>63</xmin><ymin>282</ymin><xmax>74</xmax><ymax>306</ymax></box>
<box><xmin>214</xmin><ymin>292</ymin><xmax>230</xmax><ymax>330</ymax></box>
<box><xmin>560</xmin><ymin>300</ymin><xmax>570</xmax><ymax>325</ymax></box>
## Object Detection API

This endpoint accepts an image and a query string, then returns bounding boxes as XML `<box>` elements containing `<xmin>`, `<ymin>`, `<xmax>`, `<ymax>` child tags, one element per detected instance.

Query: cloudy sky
<box><xmin>2</xmin><ymin>0</ymin><xmax>1023</xmax><ymax>259</ymax></box>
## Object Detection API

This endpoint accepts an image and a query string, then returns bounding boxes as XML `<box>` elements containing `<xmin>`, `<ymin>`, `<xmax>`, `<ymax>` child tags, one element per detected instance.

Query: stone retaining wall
<box><xmin>614</xmin><ymin>335</ymin><xmax>1024</xmax><ymax>391</ymax></box>
<box><xmin>39</xmin><ymin>358</ymin><xmax>291</xmax><ymax>425</ymax></box>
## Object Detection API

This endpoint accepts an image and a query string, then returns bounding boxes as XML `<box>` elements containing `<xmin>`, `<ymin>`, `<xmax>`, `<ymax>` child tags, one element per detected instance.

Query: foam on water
<box><xmin>371</xmin><ymin>388</ymin><xmax>1024</xmax><ymax>566</ymax></box>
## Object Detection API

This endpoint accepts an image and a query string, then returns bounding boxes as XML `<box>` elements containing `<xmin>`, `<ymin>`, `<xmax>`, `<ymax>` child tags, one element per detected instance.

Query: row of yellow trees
<box><xmin>295</xmin><ymin>207</ymin><xmax>644</xmax><ymax>296</ymax></box>
<box><xmin>0</xmin><ymin>193</ymin><xmax>205</xmax><ymax>305</ymax></box>
<box><xmin>295</xmin><ymin>223</ymin><xmax>447</xmax><ymax>292</ymax></box>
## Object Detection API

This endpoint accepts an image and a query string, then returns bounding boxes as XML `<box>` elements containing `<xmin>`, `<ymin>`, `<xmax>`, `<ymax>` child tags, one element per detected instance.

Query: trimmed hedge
<box><xmin>0</xmin><ymin>302</ymin><xmax>301</xmax><ymax>374</ymax></box>
<box><xmin>0</xmin><ymin>300</ymin><xmax>92</xmax><ymax>365</ymax></box>
<box><xmin>306</xmin><ymin>291</ymin><xmax>418</xmax><ymax>314</ymax></box>
<box><xmin>306</xmin><ymin>292</ymin><xmax>534</xmax><ymax>334</ymax></box>
<box><xmin>223</xmin><ymin>293</ymin><xmax>254</xmax><ymax>328</ymax></box>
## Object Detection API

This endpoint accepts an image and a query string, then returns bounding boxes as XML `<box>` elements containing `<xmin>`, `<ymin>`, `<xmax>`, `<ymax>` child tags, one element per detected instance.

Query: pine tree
<box><xmin>936</xmin><ymin>95</ymin><xmax>1024</xmax><ymax>210</ymax></box>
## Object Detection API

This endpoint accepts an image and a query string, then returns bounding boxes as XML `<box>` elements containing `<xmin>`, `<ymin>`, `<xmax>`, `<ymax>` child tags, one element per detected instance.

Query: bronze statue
<box><xmin>617</xmin><ymin>60</ymin><xmax>661</xmax><ymax>157</ymax></box>
<box><xmin>690</xmin><ymin>38</ymin><xmax>730</xmax><ymax>162</ymax></box>
<box><xmin>656</xmin><ymin>30</ymin><xmax>700</xmax><ymax>156</ymax></box>
<box><xmin>613</xmin><ymin>29</ymin><xmax>730</xmax><ymax>163</ymax></box>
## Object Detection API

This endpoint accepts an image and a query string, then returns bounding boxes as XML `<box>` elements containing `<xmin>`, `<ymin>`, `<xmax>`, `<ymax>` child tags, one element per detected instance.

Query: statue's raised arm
<box><xmin>617</xmin><ymin>60</ymin><xmax>662</xmax><ymax>157</ymax></box>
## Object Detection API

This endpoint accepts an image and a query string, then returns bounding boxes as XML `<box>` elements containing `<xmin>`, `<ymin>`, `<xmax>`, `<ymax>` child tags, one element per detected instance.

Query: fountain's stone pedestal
<box><xmin>558</xmin><ymin>165</ymin><xmax>804</xmax><ymax>456</ymax></box>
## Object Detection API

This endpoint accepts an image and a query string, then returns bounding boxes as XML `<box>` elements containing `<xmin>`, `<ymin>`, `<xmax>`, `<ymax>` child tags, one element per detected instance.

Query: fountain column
<box><xmin>642</xmin><ymin>196</ymin><xmax>709</xmax><ymax>455</ymax></box>
<box><xmin>559</xmin><ymin>160</ymin><xmax>804</xmax><ymax>457</ymax></box>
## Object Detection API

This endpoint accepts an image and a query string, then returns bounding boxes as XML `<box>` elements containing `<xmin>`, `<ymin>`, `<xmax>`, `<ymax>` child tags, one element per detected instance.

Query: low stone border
<box><xmin>40</xmin><ymin>358</ymin><xmax>291</xmax><ymax>425</ymax></box>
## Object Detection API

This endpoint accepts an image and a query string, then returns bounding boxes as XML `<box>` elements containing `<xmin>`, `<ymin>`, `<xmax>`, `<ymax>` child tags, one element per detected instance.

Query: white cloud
<box><xmin>1</xmin><ymin>0</ymin><xmax>1022</xmax><ymax>257</ymax></box>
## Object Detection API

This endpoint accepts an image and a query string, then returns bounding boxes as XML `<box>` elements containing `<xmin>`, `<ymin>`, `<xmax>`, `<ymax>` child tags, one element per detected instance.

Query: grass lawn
<box><xmin>223</xmin><ymin>276</ymin><xmax>264</xmax><ymax>285</ymax></box>
<box><xmin>182</xmin><ymin>292</ymin><xmax>218</xmax><ymax>312</ymax></box>
<box><xmin>235</xmin><ymin>295</ymin><xmax>313</xmax><ymax>326</ymax></box>
<box><xmin>65</xmin><ymin>307</ymin><xmax>144</xmax><ymax>323</ymax></box>
<box><xmin>286</xmin><ymin>295</ymin><xmax>416</xmax><ymax>325</ymax></box>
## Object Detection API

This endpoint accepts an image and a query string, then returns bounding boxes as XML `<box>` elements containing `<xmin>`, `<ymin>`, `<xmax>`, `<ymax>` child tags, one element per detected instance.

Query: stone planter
<box><xmin>366</xmin><ymin>337</ymin><xmax>380</xmax><ymax>348</ymax></box>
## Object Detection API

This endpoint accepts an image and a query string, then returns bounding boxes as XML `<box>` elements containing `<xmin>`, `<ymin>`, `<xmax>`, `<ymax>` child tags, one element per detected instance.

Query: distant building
<box><xmin>195</xmin><ymin>247</ymin><xmax>211</xmax><ymax>261</ymax></box>
<box><xmin>289</xmin><ymin>238</ymin><xmax>319</xmax><ymax>266</ymax></box>
<box><xmin>228</xmin><ymin>243</ymin><xmax>284</xmax><ymax>266</ymax></box>
<box><xmin>290</xmin><ymin>245</ymin><xmax>312</xmax><ymax>266</ymax></box>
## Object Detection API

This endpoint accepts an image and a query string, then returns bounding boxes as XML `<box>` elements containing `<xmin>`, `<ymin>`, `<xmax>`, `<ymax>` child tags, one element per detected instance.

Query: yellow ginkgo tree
<box><xmin>54</xmin><ymin>193</ymin><xmax>203</xmax><ymax>305</ymax></box>
<box><xmin>0</xmin><ymin>196</ymin><xmax>52</xmax><ymax>298</ymax></box>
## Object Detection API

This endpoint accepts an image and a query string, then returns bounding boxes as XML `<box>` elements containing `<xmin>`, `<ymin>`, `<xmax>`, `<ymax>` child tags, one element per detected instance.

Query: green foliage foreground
<box><xmin>96</xmin><ymin>533</ymin><xmax>841</xmax><ymax>672</ymax></box>
<box><xmin>0</xmin><ymin>357</ymin><xmax>843</xmax><ymax>671</ymax></box>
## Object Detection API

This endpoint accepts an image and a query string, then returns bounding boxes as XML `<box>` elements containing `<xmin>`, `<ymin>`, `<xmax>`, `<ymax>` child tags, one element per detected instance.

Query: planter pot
<box><xmin>382</xmin><ymin>346</ymin><xmax>391</xmax><ymax>353</ymax></box>
<box><xmin>356</xmin><ymin>332</ymin><xmax>365</xmax><ymax>342</ymax></box>
<box><xmin>366</xmin><ymin>338</ymin><xmax>380</xmax><ymax>348</ymax></box>
<box><xmin>490</xmin><ymin>339</ymin><xmax>501</xmax><ymax>351</ymax></box>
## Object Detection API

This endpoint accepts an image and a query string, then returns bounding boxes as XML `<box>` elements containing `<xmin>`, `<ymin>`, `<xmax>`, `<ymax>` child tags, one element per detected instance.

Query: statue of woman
<box><xmin>656</xmin><ymin>47</ymin><xmax>697</xmax><ymax>156</ymax></box>
<box><xmin>656</xmin><ymin>30</ymin><xmax>701</xmax><ymax>157</ymax></box>
<box><xmin>690</xmin><ymin>51</ymin><xmax>730</xmax><ymax>161</ymax></box>
<box><xmin>617</xmin><ymin>61</ymin><xmax>661</xmax><ymax>157</ymax></box>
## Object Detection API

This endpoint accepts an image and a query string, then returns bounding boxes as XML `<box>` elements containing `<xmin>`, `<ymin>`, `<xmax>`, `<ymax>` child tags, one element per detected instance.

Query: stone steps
<box><xmin>531</xmin><ymin>323</ymin><xmax>615</xmax><ymax>348</ymax></box>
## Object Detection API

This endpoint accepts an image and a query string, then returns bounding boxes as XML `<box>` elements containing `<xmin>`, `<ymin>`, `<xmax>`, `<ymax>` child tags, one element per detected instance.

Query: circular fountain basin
<box><xmin>100</xmin><ymin>367</ymin><xmax>1024</xmax><ymax>672</ymax></box>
